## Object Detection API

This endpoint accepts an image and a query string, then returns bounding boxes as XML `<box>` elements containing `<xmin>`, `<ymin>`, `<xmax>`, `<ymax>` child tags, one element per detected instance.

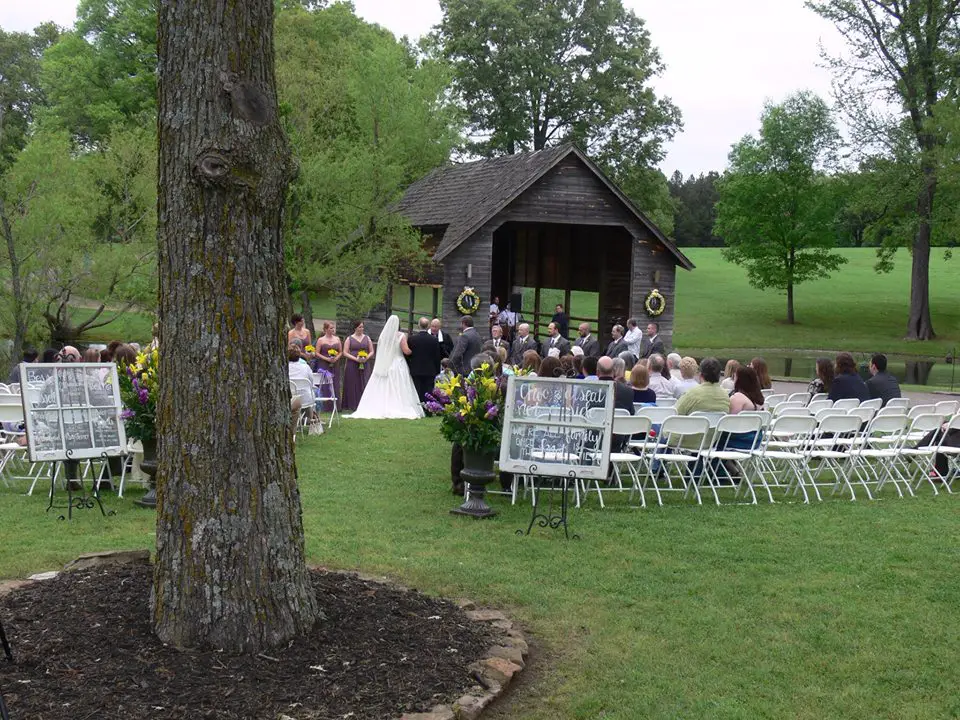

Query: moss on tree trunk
<box><xmin>153</xmin><ymin>0</ymin><xmax>318</xmax><ymax>652</ymax></box>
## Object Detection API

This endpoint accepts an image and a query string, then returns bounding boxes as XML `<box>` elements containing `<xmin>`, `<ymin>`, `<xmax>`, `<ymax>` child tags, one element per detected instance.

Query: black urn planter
<box><xmin>451</xmin><ymin>447</ymin><xmax>498</xmax><ymax>519</ymax></box>
<box><xmin>135</xmin><ymin>437</ymin><xmax>158</xmax><ymax>509</ymax></box>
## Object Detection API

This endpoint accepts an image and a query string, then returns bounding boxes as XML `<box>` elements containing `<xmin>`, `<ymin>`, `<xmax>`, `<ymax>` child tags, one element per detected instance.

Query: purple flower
<box><xmin>121</xmin><ymin>409</ymin><xmax>135</xmax><ymax>420</ymax></box>
<box><xmin>466</xmin><ymin>386</ymin><xmax>477</xmax><ymax>402</ymax></box>
<box><xmin>454</xmin><ymin>411</ymin><xmax>466</xmax><ymax>423</ymax></box>
<box><xmin>138</xmin><ymin>388</ymin><xmax>149</xmax><ymax>404</ymax></box>
<box><xmin>432</xmin><ymin>389</ymin><xmax>450</xmax><ymax>404</ymax></box>
<box><xmin>485</xmin><ymin>403</ymin><xmax>499</xmax><ymax>420</ymax></box>
<box><xmin>132</xmin><ymin>378</ymin><xmax>140</xmax><ymax>392</ymax></box>
<box><xmin>425</xmin><ymin>401</ymin><xmax>444</xmax><ymax>414</ymax></box>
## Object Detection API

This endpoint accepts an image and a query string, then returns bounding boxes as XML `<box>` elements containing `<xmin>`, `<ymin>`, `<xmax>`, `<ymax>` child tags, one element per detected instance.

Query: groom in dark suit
<box><xmin>406</xmin><ymin>317</ymin><xmax>442</xmax><ymax>403</ymax></box>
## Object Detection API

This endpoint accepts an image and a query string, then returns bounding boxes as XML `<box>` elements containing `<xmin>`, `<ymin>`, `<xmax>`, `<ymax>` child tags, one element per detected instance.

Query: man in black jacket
<box><xmin>540</xmin><ymin>322</ymin><xmax>570</xmax><ymax>358</ymax></box>
<box><xmin>605</xmin><ymin>324</ymin><xmax>629</xmax><ymax>359</ymax></box>
<box><xmin>640</xmin><ymin>322</ymin><xmax>665</xmax><ymax>358</ymax></box>
<box><xmin>509</xmin><ymin>323</ymin><xmax>538</xmax><ymax>365</ymax></box>
<box><xmin>596</xmin><ymin>356</ymin><xmax>634</xmax><ymax>452</ymax></box>
<box><xmin>574</xmin><ymin>323</ymin><xmax>601</xmax><ymax>358</ymax></box>
<box><xmin>866</xmin><ymin>353</ymin><xmax>901</xmax><ymax>406</ymax></box>
<box><xmin>406</xmin><ymin>317</ymin><xmax>442</xmax><ymax>403</ymax></box>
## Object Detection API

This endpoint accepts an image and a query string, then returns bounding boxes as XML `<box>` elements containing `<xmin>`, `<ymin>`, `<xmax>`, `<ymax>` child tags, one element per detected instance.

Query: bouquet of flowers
<box><xmin>327</xmin><ymin>348</ymin><xmax>338</xmax><ymax>359</ymax></box>
<box><xmin>357</xmin><ymin>350</ymin><xmax>369</xmax><ymax>370</ymax></box>
<box><xmin>304</xmin><ymin>345</ymin><xmax>315</xmax><ymax>354</ymax></box>
<box><xmin>117</xmin><ymin>348</ymin><xmax>158</xmax><ymax>442</ymax></box>
<box><xmin>425</xmin><ymin>362</ymin><xmax>506</xmax><ymax>454</ymax></box>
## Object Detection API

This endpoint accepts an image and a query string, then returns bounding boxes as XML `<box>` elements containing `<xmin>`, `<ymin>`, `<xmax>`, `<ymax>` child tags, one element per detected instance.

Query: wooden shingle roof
<box><xmin>396</xmin><ymin>143</ymin><xmax>694</xmax><ymax>270</ymax></box>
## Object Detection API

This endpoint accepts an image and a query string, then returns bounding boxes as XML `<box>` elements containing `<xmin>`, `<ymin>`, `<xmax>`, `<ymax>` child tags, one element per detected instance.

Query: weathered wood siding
<box><xmin>441</xmin><ymin>227</ymin><xmax>493</xmax><ymax>338</ymax></box>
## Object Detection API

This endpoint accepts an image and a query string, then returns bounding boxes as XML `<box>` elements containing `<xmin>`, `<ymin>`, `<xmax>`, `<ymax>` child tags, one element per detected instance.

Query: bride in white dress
<box><xmin>349</xmin><ymin>315</ymin><xmax>425</xmax><ymax>420</ymax></box>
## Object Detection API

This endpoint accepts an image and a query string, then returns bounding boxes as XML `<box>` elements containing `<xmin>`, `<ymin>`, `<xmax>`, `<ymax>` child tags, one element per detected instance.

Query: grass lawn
<box><xmin>2</xmin><ymin>419</ymin><xmax>959</xmax><ymax>718</ymax></box>
<box><xmin>675</xmin><ymin>248</ymin><xmax>960</xmax><ymax>357</ymax></box>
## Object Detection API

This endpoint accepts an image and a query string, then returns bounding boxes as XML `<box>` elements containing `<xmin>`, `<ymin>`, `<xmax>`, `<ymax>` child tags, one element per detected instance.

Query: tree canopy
<box><xmin>807</xmin><ymin>0</ymin><xmax>960</xmax><ymax>340</ymax></box>
<box><xmin>715</xmin><ymin>92</ymin><xmax>848</xmax><ymax>324</ymax></box>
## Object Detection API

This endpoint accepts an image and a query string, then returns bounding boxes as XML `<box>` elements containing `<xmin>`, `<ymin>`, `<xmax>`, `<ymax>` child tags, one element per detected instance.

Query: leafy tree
<box><xmin>433</xmin><ymin>0</ymin><xmax>680</xmax><ymax>223</ymax></box>
<box><xmin>807</xmin><ymin>0</ymin><xmax>960</xmax><ymax>340</ymax></box>
<box><xmin>154</xmin><ymin>0</ymin><xmax>318</xmax><ymax>652</ymax></box>
<box><xmin>0</xmin><ymin>24</ymin><xmax>60</xmax><ymax>172</ymax></box>
<box><xmin>668</xmin><ymin>171</ymin><xmax>721</xmax><ymax>247</ymax></box>
<box><xmin>715</xmin><ymin>92</ymin><xmax>848</xmax><ymax>324</ymax></box>
<box><xmin>39</xmin><ymin>0</ymin><xmax>157</xmax><ymax>143</ymax></box>
<box><xmin>277</xmin><ymin>4</ymin><xmax>459</xmax><ymax>324</ymax></box>
<box><xmin>0</xmin><ymin>130</ymin><xmax>156</xmax><ymax>357</ymax></box>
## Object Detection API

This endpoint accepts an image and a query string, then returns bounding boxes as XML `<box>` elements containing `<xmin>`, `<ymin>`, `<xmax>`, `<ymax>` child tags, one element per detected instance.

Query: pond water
<box><xmin>690</xmin><ymin>351</ymin><xmax>959</xmax><ymax>391</ymax></box>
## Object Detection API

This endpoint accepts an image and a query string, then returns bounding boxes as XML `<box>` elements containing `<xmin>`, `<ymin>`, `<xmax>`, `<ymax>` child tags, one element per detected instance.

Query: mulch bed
<box><xmin>0</xmin><ymin>565</ymin><xmax>496</xmax><ymax>719</ymax></box>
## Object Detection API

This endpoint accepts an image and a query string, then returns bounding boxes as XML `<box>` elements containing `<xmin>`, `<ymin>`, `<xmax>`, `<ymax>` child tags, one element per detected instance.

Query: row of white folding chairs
<box><xmin>0</xmin><ymin>383</ymin><xmax>20</xmax><ymax>395</ymax></box>
<box><xmin>587</xmin><ymin>410</ymin><xmax>960</xmax><ymax>509</ymax></box>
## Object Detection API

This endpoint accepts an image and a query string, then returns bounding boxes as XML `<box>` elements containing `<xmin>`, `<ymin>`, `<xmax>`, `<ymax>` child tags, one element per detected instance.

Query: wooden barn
<box><xmin>357</xmin><ymin>143</ymin><xmax>693</xmax><ymax>346</ymax></box>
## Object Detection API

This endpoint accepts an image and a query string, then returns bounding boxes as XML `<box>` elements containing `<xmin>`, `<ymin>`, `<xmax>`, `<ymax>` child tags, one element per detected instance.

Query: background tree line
<box><xmin>1</xmin><ymin>0</ymin><xmax>956</xmax><ymax>355</ymax></box>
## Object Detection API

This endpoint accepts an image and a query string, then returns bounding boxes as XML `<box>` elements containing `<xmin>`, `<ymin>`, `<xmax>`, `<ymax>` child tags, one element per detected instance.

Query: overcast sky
<box><xmin>1</xmin><ymin>0</ymin><xmax>847</xmax><ymax>177</ymax></box>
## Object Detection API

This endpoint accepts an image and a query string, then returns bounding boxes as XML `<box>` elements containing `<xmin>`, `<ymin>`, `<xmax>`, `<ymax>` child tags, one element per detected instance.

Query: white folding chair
<box><xmin>775</xmin><ymin>406</ymin><xmax>811</xmax><ymax>418</ymax></box>
<box><xmin>926</xmin><ymin>414</ymin><xmax>960</xmax><ymax>492</ymax></box>
<box><xmin>655</xmin><ymin>397</ymin><xmax>677</xmax><ymax>407</ymax></box>
<box><xmin>860</xmin><ymin>398</ymin><xmax>883</xmax><ymax>411</ymax></box>
<box><xmin>810</xmin><ymin>393</ymin><xmax>829</xmax><ymax>403</ymax></box>
<box><xmin>764</xmin><ymin>394</ymin><xmax>787</xmax><ymax>408</ymax></box>
<box><xmin>598</xmin><ymin>415</ymin><xmax>651</xmax><ymax>508</ymax></box>
<box><xmin>908</xmin><ymin>404</ymin><xmax>937</xmax><ymax>420</ymax></box>
<box><xmin>895</xmin><ymin>414</ymin><xmax>951</xmax><ymax>494</ymax></box>
<box><xmin>935</xmin><ymin>400</ymin><xmax>959</xmax><ymax>417</ymax></box>
<box><xmin>753</xmin><ymin>415</ymin><xmax>817</xmax><ymax>503</ymax></box>
<box><xmin>876</xmin><ymin>406</ymin><xmax>907</xmax><ymax>417</ymax></box>
<box><xmin>815</xmin><ymin>407</ymin><xmax>847</xmax><ymax>423</ymax></box>
<box><xmin>807</xmin><ymin>399</ymin><xmax>833</xmax><ymax>414</ymax></box>
<box><xmin>0</xmin><ymin>403</ymin><xmax>28</xmax><ymax>486</ymax></box>
<box><xmin>787</xmin><ymin>392</ymin><xmax>809</xmax><ymax>405</ymax></box>
<box><xmin>0</xmin><ymin>384</ymin><xmax>10</xmax><ymax>395</ymax></box>
<box><xmin>645</xmin><ymin>416</ymin><xmax>710</xmax><ymax>505</ymax></box>
<box><xmin>850</xmin><ymin>414</ymin><xmax>911</xmax><ymax>498</ymax></box>
<box><xmin>805</xmin><ymin>414</ymin><xmax>863</xmax><ymax>500</ymax></box>
<box><xmin>832</xmin><ymin>398</ymin><xmax>861</xmax><ymax>411</ymax></box>
<box><xmin>313</xmin><ymin>373</ymin><xmax>340</xmax><ymax>428</ymax></box>
<box><xmin>290</xmin><ymin>378</ymin><xmax>317</xmax><ymax>434</ymax></box>
<box><xmin>886</xmin><ymin>397</ymin><xmax>910</xmax><ymax>410</ymax></box>
<box><xmin>691</xmin><ymin>411</ymin><xmax>725</xmax><ymax>428</ymax></box>
<box><xmin>847</xmin><ymin>406</ymin><xmax>876</xmax><ymax>428</ymax></box>
<box><xmin>739</xmin><ymin>409</ymin><xmax>772</xmax><ymax>429</ymax></box>
<box><xmin>699</xmin><ymin>414</ymin><xmax>764</xmax><ymax>504</ymax></box>
<box><xmin>761</xmin><ymin>389</ymin><xmax>775</xmax><ymax>398</ymax></box>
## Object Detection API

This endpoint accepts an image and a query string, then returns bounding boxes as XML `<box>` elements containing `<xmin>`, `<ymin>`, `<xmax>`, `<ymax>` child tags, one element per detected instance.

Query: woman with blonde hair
<box><xmin>720</xmin><ymin>359</ymin><xmax>740</xmax><ymax>392</ymax></box>
<box><xmin>630</xmin><ymin>364</ymin><xmax>657</xmax><ymax>404</ymax></box>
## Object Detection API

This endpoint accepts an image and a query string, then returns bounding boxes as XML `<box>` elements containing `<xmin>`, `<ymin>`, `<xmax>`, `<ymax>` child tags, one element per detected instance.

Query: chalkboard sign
<box><xmin>18</xmin><ymin>363</ymin><xmax>126</xmax><ymax>462</ymax></box>
<box><xmin>499</xmin><ymin>376</ymin><xmax>614</xmax><ymax>480</ymax></box>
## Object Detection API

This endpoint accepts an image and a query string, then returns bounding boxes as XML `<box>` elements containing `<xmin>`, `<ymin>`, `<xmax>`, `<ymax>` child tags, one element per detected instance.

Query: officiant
<box><xmin>406</xmin><ymin>317</ymin><xmax>442</xmax><ymax>403</ymax></box>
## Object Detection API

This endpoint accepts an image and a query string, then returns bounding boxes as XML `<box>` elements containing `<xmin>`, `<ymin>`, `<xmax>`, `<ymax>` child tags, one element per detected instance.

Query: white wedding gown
<box><xmin>349</xmin><ymin>315</ymin><xmax>425</xmax><ymax>420</ymax></box>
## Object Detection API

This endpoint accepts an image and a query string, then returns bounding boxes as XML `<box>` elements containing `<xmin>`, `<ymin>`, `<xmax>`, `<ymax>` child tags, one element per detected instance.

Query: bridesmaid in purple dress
<box><xmin>313</xmin><ymin>320</ymin><xmax>343</xmax><ymax>402</ymax></box>
<box><xmin>341</xmin><ymin>320</ymin><xmax>374</xmax><ymax>411</ymax></box>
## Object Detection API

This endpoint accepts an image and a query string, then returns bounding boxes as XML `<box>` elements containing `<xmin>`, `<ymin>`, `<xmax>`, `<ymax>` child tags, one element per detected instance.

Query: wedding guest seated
<box><xmin>865</xmin><ymin>353</ymin><xmax>901</xmax><ymax>406</ymax></box>
<box><xmin>720</xmin><ymin>359</ymin><xmax>740</xmax><ymax>393</ymax></box>
<box><xmin>646</xmin><ymin>354</ymin><xmax>677</xmax><ymax>399</ymax></box>
<box><xmin>522</xmin><ymin>350</ymin><xmax>541</xmax><ymax>376</ymax></box>
<box><xmin>7</xmin><ymin>348</ymin><xmax>38</xmax><ymax>383</ymax></box>
<box><xmin>435</xmin><ymin>358</ymin><xmax>454</xmax><ymax>385</ymax></box>
<box><xmin>582</xmin><ymin>355</ymin><xmax>599</xmax><ymax>380</ymax></box>
<box><xmin>495</xmin><ymin>346</ymin><xmax>509</xmax><ymax>367</ymax></box>
<box><xmin>667</xmin><ymin>353</ymin><xmax>682</xmax><ymax>381</ymax></box>
<box><xmin>113</xmin><ymin>344</ymin><xmax>138</xmax><ymax>367</ymax></box>
<box><xmin>597</xmin><ymin>356</ymin><xmax>635</xmax><ymax>418</ymax></box>
<box><xmin>611</xmin><ymin>357</ymin><xmax>627</xmax><ymax>383</ymax></box>
<box><xmin>572</xmin><ymin>355</ymin><xmax>585</xmax><ymax>379</ymax></box>
<box><xmin>729</xmin><ymin>366</ymin><xmax>765</xmax><ymax>414</ymax></box>
<box><xmin>676</xmin><ymin>357</ymin><xmax>731</xmax><ymax>415</ymax></box>
<box><xmin>538</xmin><ymin>356</ymin><xmax>562</xmax><ymax>378</ymax></box>
<box><xmin>828</xmin><ymin>352</ymin><xmax>869</xmax><ymax>402</ymax></box>
<box><xmin>751</xmin><ymin>357</ymin><xmax>772</xmax><ymax>390</ymax></box>
<box><xmin>630</xmin><ymin>364</ymin><xmax>657</xmax><ymax>404</ymax></box>
<box><xmin>807</xmin><ymin>357</ymin><xmax>834</xmax><ymax>398</ymax></box>
<box><xmin>82</xmin><ymin>347</ymin><xmax>100</xmax><ymax>362</ymax></box>
<box><xmin>287</xmin><ymin>345</ymin><xmax>316</xmax><ymax>421</ymax></box>
<box><xmin>914</xmin><ymin>419</ymin><xmax>960</xmax><ymax>481</ymax></box>
<box><xmin>559</xmin><ymin>355</ymin><xmax>575</xmax><ymax>377</ymax></box>
<box><xmin>674</xmin><ymin>357</ymin><xmax>700</xmax><ymax>396</ymax></box>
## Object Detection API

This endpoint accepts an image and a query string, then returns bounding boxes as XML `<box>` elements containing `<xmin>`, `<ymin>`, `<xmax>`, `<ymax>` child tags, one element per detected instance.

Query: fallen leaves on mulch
<box><xmin>0</xmin><ymin>565</ymin><xmax>495</xmax><ymax>719</ymax></box>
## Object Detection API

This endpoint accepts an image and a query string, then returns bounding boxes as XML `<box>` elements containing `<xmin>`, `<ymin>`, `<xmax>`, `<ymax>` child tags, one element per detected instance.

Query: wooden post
<box><xmin>432</xmin><ymin>287</ymin><xmax>439</xmax><ymax>319</ymax></box>
<box><xmin>408</xmin><ymin>284</ymin><xmax>415</xmax><ymax>332</ymax></box>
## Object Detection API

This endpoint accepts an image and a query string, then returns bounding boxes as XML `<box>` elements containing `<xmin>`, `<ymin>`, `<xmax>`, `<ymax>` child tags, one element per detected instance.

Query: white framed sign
<box><xmin>19</xmin><ymin>363</ymin><xmax>127</xmax><ymax>462</ymax></box>
<box><xmin>499</xmin><ymin>375</ymin><xmax>614</xmax><ymax>480</ymax></box>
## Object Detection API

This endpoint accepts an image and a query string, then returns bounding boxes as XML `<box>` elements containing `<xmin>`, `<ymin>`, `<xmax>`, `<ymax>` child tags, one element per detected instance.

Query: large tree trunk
<box><xmin>0</xmin><ymin>199</ymin><xmax>27</xmax><ymax>366</ymax></box>
<box><xmin>906</xmin><ymin>168</ymin><xmax>936</xmax><ymax>340</ymax></box>
<box><xmin>153</xmin><ymin>0</ymin><xmax>318</xmax><ymax>652</ymax></box>
<box><xmin>300</xmin><ymin>290</ymin><xmax>314</xmax><ymax>338</ymax></box>
<box><xmin>785</xmin><ymin>248</ymin><xmax>795</xmax><ymax>325</ymax></box>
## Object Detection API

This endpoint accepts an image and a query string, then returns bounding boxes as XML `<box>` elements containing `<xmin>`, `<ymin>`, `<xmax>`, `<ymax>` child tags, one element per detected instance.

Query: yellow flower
<box><xmin>136</xmin><ymin>353</ymin><xmax>147</xmax><ymax>367</ymax></box>
<box><xmin>459</xmin><ymin>396</ymin><xmax>469</xmax><ymax>406</ymax></box>
<box><xmin>304</xmin><ymin>345</ymin><xmax>315</xmax><ymax>353</ymax></box>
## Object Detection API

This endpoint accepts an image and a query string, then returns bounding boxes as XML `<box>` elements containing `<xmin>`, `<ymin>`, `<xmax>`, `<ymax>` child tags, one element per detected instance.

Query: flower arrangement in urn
<box><xmin>426</xmin><ymin>362</ymin><xmax>505</xmax><ymax>453</ymax></box>
<box><xmin>117</xmin><ymin>348</ymin><xmax>158</xmax><ymax>442</ymax></box>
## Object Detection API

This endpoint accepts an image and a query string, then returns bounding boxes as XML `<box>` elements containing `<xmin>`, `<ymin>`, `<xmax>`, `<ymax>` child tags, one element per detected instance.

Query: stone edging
<box><xmin>1</xmin><ymin>558</ymin><xmax>528</xmax><ymax>720</ymax></box>
<box><xmin>399</xmin><ymin>599</ymin><xmax>528</xmax><ymax>720</ymax></box>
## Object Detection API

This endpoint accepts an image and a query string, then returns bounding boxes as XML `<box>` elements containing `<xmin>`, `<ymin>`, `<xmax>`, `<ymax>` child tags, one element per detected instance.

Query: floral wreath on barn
<box><xmin>644</xmin><ymin>289</ymin><xmax>666</xmax><ymax>317</ymax></box>
<box><xmin>456</xmin><ymin>286</ymin><xmax>480</xmax><ymax>315</ymax></box>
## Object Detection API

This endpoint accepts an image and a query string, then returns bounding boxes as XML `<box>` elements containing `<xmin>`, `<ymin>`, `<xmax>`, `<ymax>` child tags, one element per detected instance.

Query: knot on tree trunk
<box><xmin>220</xmin><ymin>71</ymin><xmax>273</xmax><ymax>126</ymax></box>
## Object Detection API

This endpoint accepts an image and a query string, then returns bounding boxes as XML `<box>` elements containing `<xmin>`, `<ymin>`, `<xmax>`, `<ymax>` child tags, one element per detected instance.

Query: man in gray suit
<box><xmin>509</xmin><ymin>322</ymin><xmax>538</xmax><ymax>365</ymax></box>
<box><xmin>574</xmin><ymin>322</ymin><xmax>601</xmax><ymax>358</ymax></box>
<box><xmin>605</xmin><ymin>324</ymin><xmax>629</xmax><ymax>359</ymax></box>
<box><xmin>540</xmin><ymin>322</ymin><xmax>570</xmax><ymax>358</ymax></box>
<box><xmin>449</xmin><ymin>315</ymin><xmax>482</xmax><ymax>375</ymax></box>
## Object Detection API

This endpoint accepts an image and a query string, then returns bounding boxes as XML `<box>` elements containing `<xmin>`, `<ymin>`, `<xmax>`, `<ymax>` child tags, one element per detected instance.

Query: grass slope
<box><xmin>2</xmin><ymin>419</ymin><xmax>959</xmax><ymax>718</ymax></box>
<box><xmin>675</xmin><ymin>248</ymin><xmax>960</xmax><ymax>357</ymax></box>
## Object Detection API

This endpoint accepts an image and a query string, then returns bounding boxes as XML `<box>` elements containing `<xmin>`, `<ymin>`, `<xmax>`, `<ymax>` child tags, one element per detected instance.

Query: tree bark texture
<box><xmin>300</xmin><ymin>289</ymin><xmax>314</xmax><ymax>337</ymax></box>
<box><xmin>0</xmin><ymin>198</ymin><xmax>26</xmax><ymax>366</ymax></box>
<box><xmin>153</xmin><ymin>0</ymin><xmax>318</xmax><ymax>652</ymax></box>
<box><xmin>907</xmin><ymin>166</ymin><xmax>936</xmax><ymax>340</ymax></box>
